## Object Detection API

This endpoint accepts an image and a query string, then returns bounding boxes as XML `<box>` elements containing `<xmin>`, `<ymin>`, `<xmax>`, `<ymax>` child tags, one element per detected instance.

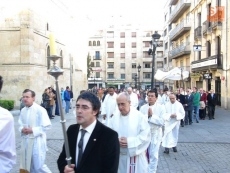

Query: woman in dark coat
<box><xmin>42</xmin><ymin>88</ymin><xmax>52</xmax><ymax>119</ymax></box>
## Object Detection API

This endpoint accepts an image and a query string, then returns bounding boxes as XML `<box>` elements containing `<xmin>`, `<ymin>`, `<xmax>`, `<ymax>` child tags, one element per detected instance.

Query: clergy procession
<box><xmin>1</xmin><ymin>74</ymin><xmax>221</xmax><ymax>173</ymax></box>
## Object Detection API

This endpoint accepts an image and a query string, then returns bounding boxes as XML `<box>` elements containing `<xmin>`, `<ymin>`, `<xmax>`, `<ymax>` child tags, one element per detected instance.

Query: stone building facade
<box><xmin>0</xmin><ymin>9</ymin><xmax>87</xmax><ymax>107</ymax></box>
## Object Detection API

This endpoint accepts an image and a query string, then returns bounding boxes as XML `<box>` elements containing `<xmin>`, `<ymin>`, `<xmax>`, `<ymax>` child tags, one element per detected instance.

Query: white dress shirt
<box><xmin>75</xmin><ymin>119</ymin><xmax>97</xmax><ymax>165</ymax></box>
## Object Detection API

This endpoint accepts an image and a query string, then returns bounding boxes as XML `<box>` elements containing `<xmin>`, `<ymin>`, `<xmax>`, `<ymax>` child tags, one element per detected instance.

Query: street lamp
<box><xmin>134</xmin><ymin>74</ymin><xmax>138</xmax><ymax>88</ymax></box>
<box><xmin>149</xmin><ymin>31</ymin><xmax>161</xmax><ymax>89</ymax></box>
<box><xmin>137</xmin><ymin>65</ymin><xmax>141</xmax><ymax>90</ymax></box>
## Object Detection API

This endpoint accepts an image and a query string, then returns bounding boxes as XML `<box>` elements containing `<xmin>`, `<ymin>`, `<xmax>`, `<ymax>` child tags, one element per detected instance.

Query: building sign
<box><xmin>191</xmin><ymin>58</ymin><xmax>217</xmax><ymax>69</ymax></box>
<box><xmin>207</xmin><ymin>6</ymin><xmax>225</xmax><ymax>22</ymax></box>
<box><xmin>203</xmin><ymin>73</ymin><xmax>212</xmax><ymax>79</ymax></box>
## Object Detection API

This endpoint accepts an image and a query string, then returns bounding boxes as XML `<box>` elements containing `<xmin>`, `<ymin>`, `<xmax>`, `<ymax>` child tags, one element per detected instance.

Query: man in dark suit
<box><xmin>177</xmin><ymin>88</ymin><xmax>186</xmax><ymax>127</ymax></box>
<box><xmin>184</xmin><ymin>89</ymin><xmax>194</xmax><ymax>125</ymax></box>
<box><xmin>207</xmin><ymin>89</ymin><xmax>217</xmax><ymax>120</ymax></box>
<box><xmin>57</xmin><ymin>92</ymin><xmax>120</xmax><ymax>173</ymax></box>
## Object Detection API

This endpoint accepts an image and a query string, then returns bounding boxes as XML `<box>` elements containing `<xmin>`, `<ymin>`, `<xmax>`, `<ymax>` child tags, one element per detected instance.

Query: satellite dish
<box><xmin>193</xmin><ymin>45</ymin><xmax>202</xmax><ymax>51</ymax></box>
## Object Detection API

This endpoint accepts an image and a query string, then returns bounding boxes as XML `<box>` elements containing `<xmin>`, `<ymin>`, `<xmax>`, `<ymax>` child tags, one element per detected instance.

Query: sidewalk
<box><xmin>10</xmin><ymin>107</ymin><xmax>230</xmax><ymax>173</ymax></box>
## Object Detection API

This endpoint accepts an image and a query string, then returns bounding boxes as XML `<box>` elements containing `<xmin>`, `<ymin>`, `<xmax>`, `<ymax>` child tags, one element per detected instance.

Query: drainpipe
<box><xmin>225</xmin><ymin>0</ymin><xmax>228</xmax><ymax>109</ymax></box>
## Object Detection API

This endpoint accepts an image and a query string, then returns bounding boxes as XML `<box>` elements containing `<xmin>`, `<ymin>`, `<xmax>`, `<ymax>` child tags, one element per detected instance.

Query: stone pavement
<box><xmin>10</xmin><ymin>107</ymin><xmax>230</xmax><ymax>173</ymax></box>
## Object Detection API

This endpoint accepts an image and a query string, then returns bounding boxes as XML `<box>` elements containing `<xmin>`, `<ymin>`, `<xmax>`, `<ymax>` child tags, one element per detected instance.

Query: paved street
<box><xmin>10</xmin><ymin>107</ymin><xmax>230</xmax><ymax>173</ymax></box>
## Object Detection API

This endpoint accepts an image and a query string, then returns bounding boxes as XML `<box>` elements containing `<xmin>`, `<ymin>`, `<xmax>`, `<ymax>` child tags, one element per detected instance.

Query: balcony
<box><xmin>191</xmin><ymin>54</ymin><xmax>223</xmax><ymax>71</ymax></box>
<box><xmin>203</xmin><ymin>21</ymin><xmax>212</xmax><ymax>36</ymax></box>
<box><xmin>194</xmin><ymin>26</ymin><xmax>202</xmax><ymax>40</ymax></box>
<box><xmin>169</xmin><ymin>0</ymin><xmax>179</xmax><ymax>5</ymax></box>
<box><xmin>169</xmin><ymin>43</ymin><xmax>191</xmax><ymax>60</ymax></box>
<box><xmin>143</xmin><ymin>68</ymin><xmax>152</xmax><ymax>73</ymax></box>
<box><xmin>93</xmin><ymin>56</ymin><xmax>102</xmax><ymax>60</ymax></box>
<box><xmin>169</xmin><ymin>20</ymin><xmax>191</xmax><ymax>41</ymax></box>
<box><xmin>169</xmin><ymin>0</ymin><xmax>191</xmax><ymax>23</ymax></box>
<box><xmin>212</xmin><ymin>21</ymin><xmax>222</xmax><ymax>30</ymax></box>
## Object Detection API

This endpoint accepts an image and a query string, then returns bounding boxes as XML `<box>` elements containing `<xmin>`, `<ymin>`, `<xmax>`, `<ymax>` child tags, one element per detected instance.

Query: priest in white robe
<box><xmin>109</xmin><ymin>92</ymin><xmax>151</xmax><ymax>173</ymax></box>
<box><xmin>19</xmin><ymin>89</ymin><xmax>52</xmax><ymax>173</ymax></box>
<box><xmin>101</xmin><ymin>86</ymin><xmax>118</xmax><ymax>126</ymax></box>
<box><xmin>127</xmin><ymin>87</ymin><xmax>139</xmax><ymax>109</ymax></box>
<box><xmin>162</xmin><ymin>93</ymin><xmax>185</xmax><ymax>154</ymax></box>
<box><xmin>140</xmin><ymin>90</ymin><xmax>165</xmax><ymax>173</ymax></box>
<box><xmin>0</xmin><ymin>75</ymin><xmax>16</xmax><ymax>173</ymax></box>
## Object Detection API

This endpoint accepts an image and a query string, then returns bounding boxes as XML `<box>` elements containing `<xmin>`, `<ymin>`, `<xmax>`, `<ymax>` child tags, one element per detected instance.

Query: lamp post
<box><xmin>137</xmin><ymin>64</ymin><xmax>141</xmax><ymax>90</ymax></box>
<box><xmin>134</xmin><ymin>74</ymin><xmax>138</xmax><ymax>88</ymax></box>
<box><xmin>149</xmin><ymin>31</ymin><xmax>161</xmax><ymax>89</ymax></box>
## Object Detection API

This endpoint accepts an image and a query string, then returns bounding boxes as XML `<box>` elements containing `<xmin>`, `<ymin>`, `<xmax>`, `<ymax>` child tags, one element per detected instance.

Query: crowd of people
<box><xmin>0</xmin><ymin>75</ymin><xmax>218</xmax><ymax>173</ymax></box>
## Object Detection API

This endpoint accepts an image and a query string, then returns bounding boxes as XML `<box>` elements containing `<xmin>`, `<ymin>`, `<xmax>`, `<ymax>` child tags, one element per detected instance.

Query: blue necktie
<box><xmin>77</xmin><ymin>129</ymin><xmax>87</xmax><ymax>167</ymax></box>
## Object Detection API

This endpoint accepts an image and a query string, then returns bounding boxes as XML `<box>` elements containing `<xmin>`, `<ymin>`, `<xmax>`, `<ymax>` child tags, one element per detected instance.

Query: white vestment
<box><xmin>161</xmin><ymin>94</ymin><xmax>170</xmax><ymax>105</ymax></box>
<box><xmin>0</xmin><ymin>107</ymin><xmax>16</xmax><ymax>173</ymax></box>
<box><xmin>129</xmin><ymin>92</ymin><xmax>139</xmax><ymax>109</ymax></box>
<box><xmin>140</xmin><ymin>103</ymin><xmax>165</xmax><ymax>173</ymax></box>
<box><xmin>162</xmin><ymin>101</ymin><xmax>185</xmax><ymax>148</ymax></box>
<box><xmin>101</xmin><ymin>93</ymin><xmax>118</xmax><ymax>126</ymax></box>
<box><xmin>19</xmin><ymin>102</ymin><xmax>52</xmax><ymax>173</ymax></box>
<box><xmin>109</xmin><ymin>107</ymin><xmax>151</xmax><ymax>173</ymax></box>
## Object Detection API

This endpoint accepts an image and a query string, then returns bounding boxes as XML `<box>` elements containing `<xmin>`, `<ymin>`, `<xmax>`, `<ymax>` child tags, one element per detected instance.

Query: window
<box><xmin>107</xmin><ymin>42</ymin><xmax>114</xmax><ymax>48</ymax></box>
<box><xmin>96</xmin><ymin>62</ymin><xmax>100</xmax><ymax>67</ymax></box>
<box><xmin>144</xmin><ymin>63</ymin><xmax>151</xmax><ymax>68</ymax></box>
<box><xmin>207</xmin><ymin>41</ymin><xmax>211</xmax><ymax>57</ymax></box>
<box><xmin>96</xmin><ymin>72</ymin><xmax>100</xmax><ymax>78</ymax></box>
<box><xmin>108</xmin><ymin>73</ymin><xmax>114</xmax><ymax>79</ymax></box>
<box><xmin>89</xmin><ymin>41</ymin><xmax>92</xmax><ymax>46</ymax></box>
<box><xmin>164</xmin><ymin>57</ymin><xmax>167</xmax><ymax>64</ymax></box>
<box><xmin>158</xmin><ymin>41</ymin><xmax>163</xmax><ymax>47</ymax></box>
<box><xmin>132</xmin><ymin>42</ymin><xmax>136</xmax><ymax>48</ymax></box>
<box><xmin>132</xmin><ymin>32</ymin><xmax>136</xmax><ymax>37</ymax></box>
<box><xmin>143</xmin><ymin>41</ymin><xmax>150</xmax><ymax>47</ymax></box>
<box><xmin>132</xmin><ymin>53</ymin><xmax>136</xmax><ymax>58</ymax></box>
<box><xmin>93</xmin><ymin>41</ymin><xmax>96</xmax><ymax>46</ymax></box>
<box><xmin>165</xmin><ymin>42</ymin><xmax>168</xmax><ymax>50</ymax></box>
<box><xmin>120</xmin><ymin>43</ymin><xmax>125</xmax><ymax>48</ymax></box>
<box><xmin>107</xmin><ymin>52</ymin><xmax>114</xmax><ymax>58</ymax></box>
<box><xmin>143</xmin><ymin>51</ymin><xmax>150</xmax><ymax>58</ymax></box>
<box><xmin>120</xmin><ymin>63</ymin><xmax>125</xmax><ymax>69</ymax></box>
<box><xmin>120</xmin><ymin>53</ymin><xmax>125</xmax><ymax>58</ymax></box>
<box><xmin>107</xmin><ymin>31</ymin><xmax>114</xmax><ymax>38</ymax></box>
<box><xmin>121</xmin><ymin>74</ymin><xmax>125</xmax><ymax>79</ymax></box>
<box><xmin>157</xmin><ymin>62</ymin><xmax>163</xmax><ymax>68</ymax></box>
<box><xmin>107</xmin><ymin>62</ymin><xmax>114</xmax><ymax>68</ymax></box>
<box><xmin>144</xmin><ymin>73</ymin><xmax>151</xmax><ymax>79</ymax></box>
<box><xmin>120</xmin><ymin>32</ymin><xmax>125</xmax><ymax>38</ymax></box>
<box><xmin>47</xmin><ymin>46</ymin><xmax>50</xmax><ymax>69</ymax></box>
<box><xmin>132</xmin><ymin>63</ymin><xmax>136</xmax><ymax>68</ymax></box>
<box><xmin>97</xmin><ymin>41</ymin><xmax>100</xmax><ymax>46</ymax></box>
<box><xmin>91</xmin><ymin>62</ymin><xmax>94</xmax><ymax>67</ymax></box>
<box><xmin>157</xmin><ymin>51</ymin><xmax>163</xmax><ymax>57</ymax></box>
<box><xmin>95</xmin><ymin>51</ymin><xmax>100</xmax><ymax>59</ymax></box>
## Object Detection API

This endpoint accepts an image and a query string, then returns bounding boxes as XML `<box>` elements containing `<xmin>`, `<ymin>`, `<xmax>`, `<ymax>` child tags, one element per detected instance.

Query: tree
<box><xmin>87</xmin><ymin>53</ymin><xmax>92</xmax><ymax>78</ymax></box>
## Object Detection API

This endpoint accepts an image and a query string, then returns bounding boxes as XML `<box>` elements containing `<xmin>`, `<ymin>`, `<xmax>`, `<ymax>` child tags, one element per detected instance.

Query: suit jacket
<box><xmin>184</xmin><ymin>94</ymin><xmax>194</xmax><ymax>111</ymax></box>
<box><xmin>57</xmin><ymin>120</ymin><xmax>120</xmax><ymax>173</ymax></box>
<box><xmin>207</xmin><ymin>93</ymin><xmax>217</xmax><ymax>106</ymax></box>
<box><xmin>200</xmin><ymin>93</ymin><xmax>207</xmax><ymax>104</ymax></box>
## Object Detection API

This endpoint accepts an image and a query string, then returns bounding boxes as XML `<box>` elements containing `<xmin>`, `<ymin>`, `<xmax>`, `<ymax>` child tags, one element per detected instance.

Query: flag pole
<box><xmin>47</xmin><ymin>55</ymin><xmax>72</xmax><ymax>166</ymax></box>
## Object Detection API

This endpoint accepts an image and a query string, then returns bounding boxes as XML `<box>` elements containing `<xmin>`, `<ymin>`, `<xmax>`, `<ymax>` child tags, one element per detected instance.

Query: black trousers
<box><xmin>185</xmin><ymin>110</ymin><xmax>192</xmax><ymax>124</ymax></box>
<box><xmin>199</xmin><ymin>108</ymin><xmax>206</xmax><ymax>119</ymax></box>
<box><xmin>208</xmin><ymin>105</ymin><xmax>215</xmax><ymax>119</ymax></box>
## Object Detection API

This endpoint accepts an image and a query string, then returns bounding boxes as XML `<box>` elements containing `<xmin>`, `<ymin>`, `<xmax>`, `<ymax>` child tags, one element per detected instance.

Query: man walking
<box><xmin>140</xmin><ymin>90</ymin><xmax>165</xmax><ymax>173</ymax></box>
<box><xmin>162</xmin><ymin>93</ymin><xmax>185</xmax><ymax>154</ymax></box>
<box><xmin>192</xmin><ymin>87</ymin><xmax>201</xmax><ymax>123</ymax></box>
<box><xmin>184</xmin><ymin>89</ymin><xmax>194</xmax><ymax>125</ymax></box>
<box><xmin>19</xmin><ymin>89</ymin><xmax>51</xmax><ymax>173</ymax></box>
<box><xmin>57</xmin><ymin>92</ymin><xmax>120</xmax><ymax>173</ymax></box>
<box><xmin>109</xmin><ymin>92</ymin><xmax>151</xmax><ymax>173</ymax></box>
<box><xmin>207</xmin><ymin>89</ymin><xmax>217</xmax><ymax>120</ymax></box>
<box><xmin>127</xmin><ymin>87</ymin><xmax>139</xmax><ymax>109</ymax></box>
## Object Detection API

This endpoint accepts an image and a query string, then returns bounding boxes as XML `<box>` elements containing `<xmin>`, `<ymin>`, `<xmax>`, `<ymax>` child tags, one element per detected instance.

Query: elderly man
<box><xmin>127</xmin><ymin>87</ymin><xmax>139</xmax><ymax>109</ymax></box>
<box><xmin>101</xmin><ymin>86</ymin><xmax>118</xmax><ymax>126</ymax></box>
<box><xmin>19</xmin><ymin>89</ymin><xmax>52</xmax><ymax>172</ymax></box>
<box><xmin>162</xmin><ymin>93</ymin><xmax>185</xmax><ymax>154</ymax></box>
<box><xmin>140</xmin><ymin>90</ymin><xmax>165</xmax><ymax>173</ymax></box>
<box><xmin>109</xmin><ymin>92</ymin><xmax>151</xmax><ymax>173</ymax></box>
<box><xmin>0</xmin><ymin>76</ymin><xmax>16</xmax><ymax>172</ymax></box>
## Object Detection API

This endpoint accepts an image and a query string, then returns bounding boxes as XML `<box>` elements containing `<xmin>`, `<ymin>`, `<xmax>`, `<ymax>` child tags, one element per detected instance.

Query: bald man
<box><xmin>109</xmin><ymin>92</ymin><xmax>151</xmax><ymax>173</ymax></box>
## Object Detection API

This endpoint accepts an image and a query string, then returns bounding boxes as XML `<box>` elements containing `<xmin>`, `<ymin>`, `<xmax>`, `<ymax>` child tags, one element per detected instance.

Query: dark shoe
<box><xmin>173</xmin><ymin>147</ymin><xmax>177</xmax><ymax>152</ymax></box>
<box><xmin>185</xmin><ymin>123</ymin><xmax>188</xmax><ymax>125</ymax></box>
<box><xmin>164</xmin><ymin>148</ymin><xmax>169</xmax><ymax>154</ymax></box>
<box><xmin>189</xmin><ymin>122</ymin><xmax>192</xmax><ymax>125</ymax></box>
<box><xmin>49</xmin><ymin>117</ymin><xmax>54</xmax><ymax>119</ymax></box>
<box><xmin>196</xmin><ymin>120</ymin><xmax>199</xmax><ymax>123</ymax></box>
<box><xmin>209</xmin><ymin>118</ymin><xmax>212</xmax><ymax>120</ymax></box>
<box><xmin>52</xmin><ymin>115</ymin><xmax>55</xmax><ymax>117</ymax></box>
<box><xmin>181</xmin><ymin>124</ymin><xmax>184</xmax><ymax>127</ymax></box>
<box><xmin>213</xmin><ymin>117</ymin><xmax>215</xmax><ymax>119</ymax></box>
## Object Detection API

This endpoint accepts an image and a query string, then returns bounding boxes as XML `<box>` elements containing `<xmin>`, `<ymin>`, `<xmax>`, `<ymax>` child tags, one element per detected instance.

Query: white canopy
<box><xmin>154</xmin><ymin>67</ymin><xmax>189</xmax><ymax>81</ymax></box>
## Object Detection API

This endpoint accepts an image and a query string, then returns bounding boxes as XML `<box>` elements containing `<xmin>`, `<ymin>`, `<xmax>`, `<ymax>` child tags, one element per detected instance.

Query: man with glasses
<box><xmin>184</xmin><ymin>89</ymin><xmax>194</xmax><ymax>125</ymax></box>
<box><xmin>57</xmin><ymin>92</ymin><xmax>120</xmax><ymax>173</ymax></box>
<box><xmin>162</xmin><ymin>93</ymin><xmax>185</xmax><ymax>154</ymax></box>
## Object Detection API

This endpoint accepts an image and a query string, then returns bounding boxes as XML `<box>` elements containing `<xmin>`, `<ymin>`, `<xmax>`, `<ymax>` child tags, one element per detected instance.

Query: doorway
<box><xmin>215</xmin><ymin>77</ymin><xmax>221</xmax><ymax>106</ymax></box>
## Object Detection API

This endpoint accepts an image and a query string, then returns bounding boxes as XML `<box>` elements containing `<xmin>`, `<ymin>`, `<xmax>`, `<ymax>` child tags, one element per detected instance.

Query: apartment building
<box><xmin>164</xmin><ymin>0</ymin><xmax>230</xmax><ymax>108</ymax></box>
<box><xmin>88</xmin><ymin>25</ymin><xmax>164</xmax><ymax>90</ymax></box>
